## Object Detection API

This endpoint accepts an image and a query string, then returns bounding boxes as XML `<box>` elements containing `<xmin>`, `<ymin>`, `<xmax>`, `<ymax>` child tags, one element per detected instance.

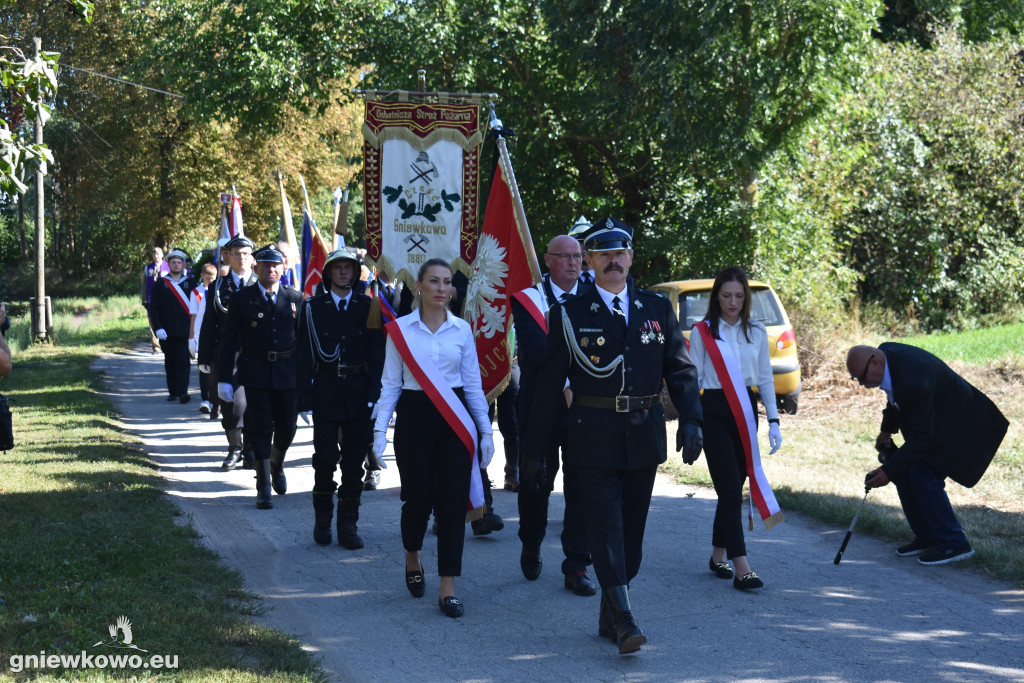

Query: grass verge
<box><xmin>663</xmin><ymin>326</ymin><xmax>1024</xmax><ymax>588</ymax></box>
<box><xmin>0</xmin><ymin>300</ymin><xmax>325</xmax><ymax>682</ymax></box>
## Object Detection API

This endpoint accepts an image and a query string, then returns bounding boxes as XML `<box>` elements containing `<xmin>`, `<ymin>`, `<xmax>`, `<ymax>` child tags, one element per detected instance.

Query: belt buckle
<box><xmin>336</xmin><ymin>365</ymin><xmax>346</xmax><ymax>377</ymax></box>
<box><xmin>615</xmin><ymin>395</ymin><xmax>630</xmax><ymax>413</ymax></box>
<box><xmin>267</xmin><ymin>350</ymin><xmax>277</xmax><ymax>362</ymax></box>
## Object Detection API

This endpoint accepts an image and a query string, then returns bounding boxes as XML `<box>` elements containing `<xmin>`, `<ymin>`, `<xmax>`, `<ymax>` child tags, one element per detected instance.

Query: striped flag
<box><xmin>302</xmin><ymin>216</ymin><xmax>331</xmax><ymax>298</ymax></box>
<box><xmin>229</xmin><ymin>191</ymin><xmax>245</xmax><ymax>237</ymax></box>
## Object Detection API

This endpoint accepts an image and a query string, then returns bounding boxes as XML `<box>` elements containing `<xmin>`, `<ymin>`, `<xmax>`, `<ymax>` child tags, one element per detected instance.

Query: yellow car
<box><xmin>650</xmin><ymin>279</ymin><xmax>801</xmax><ymax>414</ymax></box>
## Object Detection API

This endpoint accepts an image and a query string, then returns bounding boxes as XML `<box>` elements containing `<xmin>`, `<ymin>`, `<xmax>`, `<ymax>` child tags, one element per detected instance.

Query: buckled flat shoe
<box><xmin>733</xmin><ymin>572</ymin><xmax>764</xmax><ymax>590</ymax></box>
<box><xmin>405</xmin><ymin>569</ymin><xmax>425</xmax><ymax>598</ymax></box>
<box><xmin>709</xmin><ymin>557</ymin><xmax>733</xmax><ymax>579</ymax></box>
<box><xmin>564</xmin><ymin>570</ymin><xmax>597</xmax><ymax>596</ymax></box>
<box><xmin>520</xmin><ymin>547</ymin><xmax>542</xmax><ymax>581</ymax></box>
<box><xmin>438</xmin><ymin>595</ymin><xmax>464</xmax><ymax>618</ymax></box>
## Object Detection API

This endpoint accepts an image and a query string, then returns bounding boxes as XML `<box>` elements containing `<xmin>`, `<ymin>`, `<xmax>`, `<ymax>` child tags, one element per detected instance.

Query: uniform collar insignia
<box><xmin>590</xmin><ymin>302</ymin><xmax>600</xmax><ymax>313</ymax></box>
<box><xmin>634</xmin><ymin>299</ymin><xmax>643</xmax><ymax>309</ymax></box>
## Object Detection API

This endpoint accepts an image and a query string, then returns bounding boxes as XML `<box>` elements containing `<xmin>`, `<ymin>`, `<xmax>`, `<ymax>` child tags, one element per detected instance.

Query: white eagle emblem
<box><xmin>465</xmin><ymin>234</ymin><xmax>509</xmax><ymax>339</ymax></box>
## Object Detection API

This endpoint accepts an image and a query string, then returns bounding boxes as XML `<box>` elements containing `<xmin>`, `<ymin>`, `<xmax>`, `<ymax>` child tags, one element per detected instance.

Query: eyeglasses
<box><xmin>547</xmin><ymin>252</ymin><xmax>583</xmax><ymax>262</ymax></box>
<box><xmin>855</xmin><ymin>353</ymin><xmax>876</xmax><ymax>383</ymax></box>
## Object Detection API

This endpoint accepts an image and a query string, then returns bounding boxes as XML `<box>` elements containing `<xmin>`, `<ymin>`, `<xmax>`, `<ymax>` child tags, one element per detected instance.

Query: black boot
<box><xmin>604</xmin><ymin>585</ymin><xmax>646</xmax><ymax>654</ymax></box>
<box><xmin>255</xmin><ymin>459</ymin><xmax>273</xmax><ymax>509</ymax></box>
<box><xmin>241</xmin><ymin>433</ymin><xmax>256</xmax><ymax>470</ymax></box>
<box><xmin>337</xmin><ymin>499</ymin><xmax>364</xmax><ymax>549</ymax></box>
<box><xmin>221</xmin><ymin>429</ymin><xmax>243</xmax><ymax>470</ymax></box>
<box><xmin>269</xmin><ymin>445</ymin><xmax>287</xmax><ymax>495</ymax></box>
<box><xmin>312</xmin><ymin>492</ymin><xmax>334</xmax><ymax>545</ymax></box>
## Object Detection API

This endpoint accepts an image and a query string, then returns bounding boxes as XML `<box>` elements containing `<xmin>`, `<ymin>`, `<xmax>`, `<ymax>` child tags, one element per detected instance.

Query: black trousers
<box><xmin>517</xmin><ymin>438</ymin><xmax>591</xmax><ymax>574</ymax></box>
<box><xmin>242</xmin><ymin>387</ymin><xmax>297</xmax><ymax>462</ymax></box>
<box><xmin>394</xmin><ymin>390</ymin><xmax>471</xmax><ymax>577</ymax></box>
<box><xmin>312</xmin><ymin>416</ymin><xmax>372</xmax><ymax>501</ymax></box>
<box><xmin>575</xmin><ymin>464</ymin><xmax>658</xmax><ymax>588</ymax></box>
<box><xmin>702</xmin><ymin>388</ymin><xmax>759</xmax><ymax>559</ymax></box>
<box><xmin>159</xmin><ymin>337</ymin><xmax>191</xmax><ymax>397</ymax></box>
<box><xmin>210</xmin><ymin>362</ymin><xmax>246</xmax><ymax>432</ymax></box>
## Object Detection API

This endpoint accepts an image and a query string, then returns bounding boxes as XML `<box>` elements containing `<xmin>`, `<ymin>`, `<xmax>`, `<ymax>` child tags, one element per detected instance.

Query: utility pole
<box><xmin>33</xmin><ymin>36</ymin><xmax>50</xmax><ymax>341</ymax></box>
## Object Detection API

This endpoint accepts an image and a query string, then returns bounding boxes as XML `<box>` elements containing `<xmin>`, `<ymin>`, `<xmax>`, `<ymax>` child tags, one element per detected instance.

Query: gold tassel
<box><xmin>465</xmin><ymin>504</ymin><xmax>486</xmax><ymax>523</ymax></box>
<box><xmin>763</xmin><ymin>511</ymin><xmax>785</xmax><ymax>531</ymax></box>
<box><xmin>367</xmin><ymin>295</ymin><xmax>382</xmax><ymax>329</ymax></box>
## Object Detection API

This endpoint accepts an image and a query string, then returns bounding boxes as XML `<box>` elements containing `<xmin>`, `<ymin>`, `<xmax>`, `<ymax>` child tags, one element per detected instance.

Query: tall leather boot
<box><xmin>337</xmin><ymin>498</ymin><xmax>364</xmax><ymax>549</ymax></box>
<box><xmin>269</xmin><ymin>445</ymin><xmax>287</xmax><ymax>495</ymax></box>
<box><xmin>241</xmin><ymin>432</ymin><xmax>256</xmax><ymax>470</ymax></box>
<box><xmin>255</xmin><ymin>459</ymin><xmax>273</xmax><ymax>509</ymax></box>
<box><xmin>312</xmin><ymin>491</ymin><xmax>334</xmax><ymax>545</ymax></box>
<box><xmin>598</xmin><ymin>590</ymin><xmax>615</xmax><ymax>641</ymax></box>
<box><xmin>604</xmin><ymin>585</ymin><xmax>646</xmax><ymax>654</ymax></box>
<box><xmin>221</xmin><ymin>429</ymin><xmax>243</xmax><ymax>470</ymax></box>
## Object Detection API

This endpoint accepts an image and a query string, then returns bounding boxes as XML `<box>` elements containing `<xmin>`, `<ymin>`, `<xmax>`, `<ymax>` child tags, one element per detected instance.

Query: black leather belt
<box><xmin>317</xmin><ymin>362</ymin><xmax>367</xmax><ymax>377</ymax></box>
<box><xmin>242</xmin><ymin>347</ymin><xmax>295</xmax><ymax>361</ymax></box>
<box><xmin>573</xmin><ymin>393</ymin><xmax>661</xmax><ymax>413</ymax></box>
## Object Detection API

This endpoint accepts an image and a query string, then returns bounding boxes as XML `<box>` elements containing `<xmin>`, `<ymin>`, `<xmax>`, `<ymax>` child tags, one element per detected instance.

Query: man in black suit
<box><xmin>218</xmin><ymin>244</ymin><xmax>304</xmax><ymax>509</ymax></box>
<box><xmin>512</xmin><ymin>234</ymin><xmax>596</xmax><ymax>596</ymax></box>
<box><xmin>297</xmin><ymin>249</ymin><xmax>386</xmax><ymax>547</ymax></box>
<box><xmin>848</xmin><ymin>343</ymin><xmax>1008</xmax><ymax>565</ymax></box>
<box><xmin>148</xmin><ymin>249</ymin><xmax>195</xmax><ymax>403</ymax></box>
<box><xmin>198</xmin><ymin>236</ymin><xmax>258</xmax><ymax>470</ymax></box>
<box><xmin>522</xmin><ymin>218</ymin><xmax>703</xmax><ymax>655</ymax></box>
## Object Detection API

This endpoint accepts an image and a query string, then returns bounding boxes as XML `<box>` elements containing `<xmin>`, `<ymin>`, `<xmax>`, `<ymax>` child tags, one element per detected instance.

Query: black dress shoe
<box><xmin>221</xmin><ymin>450</ymin><xmax>243</xmax><ymax>470</ymax></box>
<box><xmin>733</xmin><ymin>572</ymin><xmax>764</xmax><ymax>590</ymax></box>
<box><xmin>709</xmin><ymin>557</ymin><xmax>733</xmax><ymax>579</ymax></box>
<box><xmin>471</xmin><ymin>510</ymin><xmax>504</xmax><ymax>536</ymax></box>
<box><xmin>179</xmin><ymin>394</ymin><xmax>191</xmax><ymax>404</ymax></box>
<box><xmin>438</xmin><ymin>595</ymin><xmax>464</xmax><ymax>618</ymax></box>
<box><xmin>564</xmin><ymin>570</ymin><xmax>597</xmax><ymax>596</ymax></box>
<box><xmin>520</xmin><ymin>547</ymin><xmax>542</xmax><ymax>581</ymax></box>
<box><xmin>405</xmin><ymin>569</ymin><xmax>425</xmax><ymax>598</ymax></box>
<box><xmin>166</xmin><ymin>394</ymin><xmax>179</xmax><ymax>402</ymax></box>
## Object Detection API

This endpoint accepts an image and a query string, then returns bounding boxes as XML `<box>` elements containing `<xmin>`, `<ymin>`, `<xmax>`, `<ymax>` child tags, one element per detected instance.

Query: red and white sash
<box><xmin>695</xmin><ymin>321</ymin><xmax>783</xmax><ymax>530</ymax></box>
<box><xmin>385</xmin><ymin>318</ymin><xmax>486</xmax><ymax>520</ymax></box>
<box><xmin>511</xmin><ymin>286</ymin><xmax>547</xmax><ymax>334</ymax></box>
<box><xmin>163</xmin><ymin>277</ymin><xmax>191</xmax><ymax>315</ymax></box>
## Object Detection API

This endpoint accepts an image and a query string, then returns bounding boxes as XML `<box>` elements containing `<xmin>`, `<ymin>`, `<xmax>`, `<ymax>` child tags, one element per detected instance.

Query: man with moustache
<box><xmin>199</xmin><ymin>235</ymin><xmax>257</xmax><ymax>470</ymax></box>
<box><xmin>149</xmin><ymin>249</ymin><xmax>196</xmax><ymax>403</ymax></box>
<box><xmin>297</xmin><ymin>249</ymin><xmax>385</xmax><ymax>547</ymax></box>
<box><xmin>218</xmin><ymin>245</ymin><xmax>303</xmax><ymax>509</ymax></box>
<box><xmin>522</xmin><ymin>218</ymin><xmax>703</xmax><ymax>655</ymax></box>
<box><xmin>512</xmin><ymin>233</ymin><xmax>595</xmax><ymax>596</ymax></box>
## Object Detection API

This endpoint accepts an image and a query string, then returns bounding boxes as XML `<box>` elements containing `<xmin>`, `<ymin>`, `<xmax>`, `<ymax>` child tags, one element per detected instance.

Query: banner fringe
<box><xmin>466</xmin><ymin>504</ymin><xmax>486</xmax><ymax>523</ymax></box>
<box><xmin>763</xmin><ymin>511</ymin><xmax>785</xmax><ymax>531</ymax></box>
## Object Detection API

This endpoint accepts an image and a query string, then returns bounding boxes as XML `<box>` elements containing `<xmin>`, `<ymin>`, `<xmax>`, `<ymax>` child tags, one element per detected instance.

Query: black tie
<box><xmin>581</xmin><ymin>272</ymin><xmax>591</xmax><ymax>285</ymax></box>
<box><xmin>265</xmin><ymin>291</ymin><xmax>275</xmax><ymax>305</ymax></box>
<box><xmin>559</xmin><ymin>293</ymin><xmax>567</xmax><ymax>302</ymax></box>
<box><xmin>612</xmin><ymin>295</ymin><xmax>626</xmax><ymax>334</ymax></box>
<box><xmin>338</xmin><ymin>298</ymin><xmax>347</xmax><ymax>313</ymax></box>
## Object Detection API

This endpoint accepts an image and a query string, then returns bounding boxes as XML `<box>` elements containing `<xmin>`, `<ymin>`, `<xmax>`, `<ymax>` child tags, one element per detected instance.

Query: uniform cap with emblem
<box><xmin>225</xmin><ymin>235</ymin><xmax>256</xmax><ymax>251</ymax></box>
<box><xmin>324</xmin><ymin>248</ymin><xmax>360</xmax><ymax>269</ymax></box>
<box><xmin>567</xmin><ymin>215</ymin><xmax>592</xmax><ymax>240</ymax></box>
<box><xmin>583</xmin><ymin>217</ymin><xmax>633</xmax><ymax>252</ymax></box>
<box><xmin>254</xmin><ymin>244</ymin><xmax>285</xmax><ymax>263</ymax></box>
<box><xmin>165</xmin><ymin>249</ymin><xmax>188</xmax><ymax>262</ymax></box>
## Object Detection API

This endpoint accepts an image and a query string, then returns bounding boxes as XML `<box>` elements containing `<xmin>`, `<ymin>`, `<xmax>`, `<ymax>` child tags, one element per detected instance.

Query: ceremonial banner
<box><xmin>363</xmin><ymin>101</ymin><xmax>483</xmax><ymax>283</ymax></box>
<box><xmin>302</xmin><ymin>216</ymin><xmax>330</xmax><ymax>298</ymax></box>
<box><xmin>465</xmin><ymin>140</ymin><xmax>542</xmax><ymax>402</ymax></box>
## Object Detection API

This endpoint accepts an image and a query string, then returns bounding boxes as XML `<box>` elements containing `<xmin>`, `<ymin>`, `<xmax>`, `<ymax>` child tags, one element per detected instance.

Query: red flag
<box><xmin>303</xmin><ymin>231</ymin><xmax>331</xmax><ymax>298</ymax></box>
<box><xmin>467</xmin><ymin>145</ymin><xmax>541</xmax><ymax>402</ymax></box>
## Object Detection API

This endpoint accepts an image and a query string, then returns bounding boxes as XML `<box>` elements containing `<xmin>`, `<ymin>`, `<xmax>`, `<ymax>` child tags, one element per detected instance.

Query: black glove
<box><xmin>519</xmin><ymin>456</ymin><xmax>547</xmax><ymax>495</ymax></box>
<box><xmin>677</xmin><ymin>421</ymin><xmax>703</xmax><ymax>465</ymax></box>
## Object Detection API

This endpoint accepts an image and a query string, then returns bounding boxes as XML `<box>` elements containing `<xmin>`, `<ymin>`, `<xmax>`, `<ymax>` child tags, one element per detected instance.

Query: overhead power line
<box><xmin>58</xmin><ymin>63</ymin><xmax>185</xmax><ymax>99</ymax></box>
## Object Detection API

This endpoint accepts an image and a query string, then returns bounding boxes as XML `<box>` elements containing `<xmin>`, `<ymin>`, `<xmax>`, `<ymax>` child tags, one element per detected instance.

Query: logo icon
<box><xmin>93</xmin><ymin>616</ymin><xmax>148</xmax><ymax>652</ymax></box>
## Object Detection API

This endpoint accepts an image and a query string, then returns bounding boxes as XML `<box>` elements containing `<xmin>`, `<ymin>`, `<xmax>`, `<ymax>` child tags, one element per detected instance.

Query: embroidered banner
<box><xmin>363</xmin><ymin>101</ymin><xmax>483</xmax><ymax>284</ymax></box>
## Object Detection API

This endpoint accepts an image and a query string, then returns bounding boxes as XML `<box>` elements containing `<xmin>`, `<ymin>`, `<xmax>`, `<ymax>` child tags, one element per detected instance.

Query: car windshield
<box><xmin>679</xmin><ymin>287</ymin><xmax>785</xmax><ymax>328</ymax></box>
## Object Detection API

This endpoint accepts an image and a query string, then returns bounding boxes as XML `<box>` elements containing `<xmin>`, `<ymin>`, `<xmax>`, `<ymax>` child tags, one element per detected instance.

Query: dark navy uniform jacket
<box><xmin>879</xmin><ymin>342</ymin><xmax>1007</xmax><ymax>488</ymax></box>
<box><xmin>197</xmin><ymin>272</ymin><xmax>257</xmax><ymax>367</ymax></box>
<box><xmin>148</xmin><ymin>276</ymin><xmax>195</xmax><ymax>338</ymax></box>
<box><xmin>526</xmin><ymin>282</ymin><xmax>701</xmax><ymax>470</ymax></box>
<box><xmin>218</xmin><ymin>285</ymin><xmax>303</xmax><ymax>391</ymax></box>
<box><xmin>296</xmin><ymin>291</ymin><xmax>386</xmax><ymax>420</ymax></box>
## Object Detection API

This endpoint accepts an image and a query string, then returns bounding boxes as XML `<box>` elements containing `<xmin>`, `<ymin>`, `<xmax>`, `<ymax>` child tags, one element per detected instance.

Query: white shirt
<box><xmin>330</xmin><ymin>290</ymin><xmax>352</xmax><ymax>310</ymax></box>
<box><xmin>595</xmin><ymin>285</ymin><xmax>629</xmax><ymax>324</ymax></box>
<box><xmin>374</xmin><ymin>309</ymin><xmax>491</xmax><ymax>435</ymax></box>
<box><xmin>257</xmin><ymin>282</ymin><xmax>279</xmax><ymax>302</ymax></box>
<box><xmin>689</xmin><ymin>318</ymin><xmax>778</xmax><ymax>421</ymax></box>
<box><xmin>188</xmin><ymin>282</ymin><xmax>208</xmax><ymax>342</ymax></box>
<box><xmin>549</xmin><ymin>280</ymin><xmax>578</xmax><ymax>302</ymax></box>
<box><xmin>879</xmin><ymin>354</ymin><xmax>899</xmax><ymax>409</ymax></box>
<box><xmin>232</xmin><ymin>270</ymin><xmax>252</xmax><ymax>289</ymax></box>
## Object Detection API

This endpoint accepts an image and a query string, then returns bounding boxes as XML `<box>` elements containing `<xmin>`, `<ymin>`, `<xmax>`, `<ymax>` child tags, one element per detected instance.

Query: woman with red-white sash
<box><xmin>688</xmin><ymin>266</ymin><xmax>783</xmax><ymax>590</ymax></box>
<box><xmin>371</xmin><ymin>258</ymin><xmax>495</xmax><ymax>618</ymax></box>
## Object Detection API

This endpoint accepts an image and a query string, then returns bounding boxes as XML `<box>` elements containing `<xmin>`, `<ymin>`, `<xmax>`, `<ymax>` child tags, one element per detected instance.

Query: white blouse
<box><xmin>373</xmin><ymin>309</ymin><xmax>491</xmax><ymax>435</ymax></box>
<box><xmin>689</xmin><ymin>318</ymin><xmax>778</xmax><ymax>421</ymax></box>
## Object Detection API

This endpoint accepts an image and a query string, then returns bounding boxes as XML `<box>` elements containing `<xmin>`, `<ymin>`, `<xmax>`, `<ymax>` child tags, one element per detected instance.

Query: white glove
<box><xmin>188</xmin><ymin>338</ymin><xmax>199</xmax><ymax>355</ymax></box>
<box><xmin>371</xmin><ymin>430</ymin><xmax>388</xmax><ymax>469</ymax></box>
<box><xmin>479</xmin><ymin>432</ymin><xmax>495</xmax><ymax>469</ymax></box>
<box><xmin>198</xmin><ymin>364</ymin><xmax>211</xmax><ymax>374</ymax></box>
<box><xmin>298</xmin><ymin>411</ymin><xmax>311</xmax><ymax>425</ymax></box>
<box><xmin>217</xmin><ymin>382</ymin><xmax>234</xmax><ymax>403</ymax></box>
<box><xmin>768</xmin><ymin>423</ymin><xmax>782</xmax><ymax>455</ymax></box>
<box><xmin>155</xmin><ymin>328</ymin><xmax>168</xmax><ymax>340</ymax></box>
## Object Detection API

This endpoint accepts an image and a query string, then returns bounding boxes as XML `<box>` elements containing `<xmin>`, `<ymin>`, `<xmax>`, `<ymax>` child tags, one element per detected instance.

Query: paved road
<box><xmin>95</xmin><ymin>347</ymin><xmax>1024</xmax><ymax>683</ymax></box>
